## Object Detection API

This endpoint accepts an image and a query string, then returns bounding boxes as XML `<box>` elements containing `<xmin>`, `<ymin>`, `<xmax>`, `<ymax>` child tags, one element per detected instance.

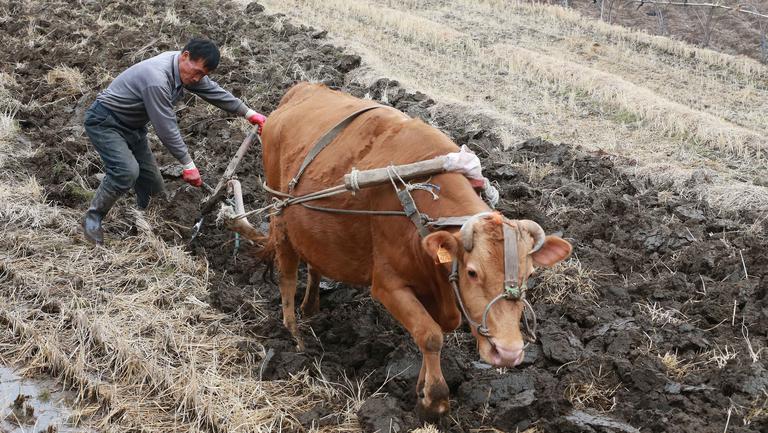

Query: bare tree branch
<box><xmin>691</xmin><ymin>3</ymin><xmax>718</xmax><ymax>47</ymax></box>
<box><xmin>622</xmin><ymin>0</ymin><xmax>768</xmax><ymax>19</ymax></box>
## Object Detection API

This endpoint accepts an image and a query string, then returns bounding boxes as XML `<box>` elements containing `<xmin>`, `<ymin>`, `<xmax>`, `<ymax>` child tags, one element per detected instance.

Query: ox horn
<box><xmin>519</xmin><ymin>220</ymin><xmax>546</xmax><ymax>253</ymax></box>
<box><xmin>460</xmin><ymin>212</ymin><xmax>495</xmax><ymax>251</ymax></box>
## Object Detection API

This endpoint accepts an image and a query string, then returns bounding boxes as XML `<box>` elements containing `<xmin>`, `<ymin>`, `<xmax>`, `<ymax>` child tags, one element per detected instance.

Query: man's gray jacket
<box><xmin>95</xmin><ymin>51</ymin><xmax>248</xmax><ymax>165</ymax></box>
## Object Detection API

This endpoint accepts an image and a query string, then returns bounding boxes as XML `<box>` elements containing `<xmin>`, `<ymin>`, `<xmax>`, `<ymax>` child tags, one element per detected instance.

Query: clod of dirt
<box><xmin>492</xmin><ymin>389</ymin><xmax>536</xmax><ymax>431</ymax></box>
<box><xmin>357</xmin><ymin>396</ymin><xmax>409</xmax><ymax>433</ymax></box>
<box><xmin>336</xmin><ymin>54</ymin><xmax>361</xmax><ymax>73</ymax></box>
<box><xmin>258</xmin><ymin>340</ymin><xmax>310</xmax><ymax>380</ymax></box>
<box><xmin>8</xmin><ymin>394</ymin><xmax>36</xmax><ymax>426</ymax></box>
<box><xmin>721</xmin><ymin>362</ymin><xmax>768</xmax><ymax>397</ymax></box>
<box><xmin>539</xmin><ymin>325</ymin><xmax>585</xmax><ymax>364</ymax></box>
<box><xmin>517</xmin><ymin>344</ymin><xmax>542</xmax><ymax>366</ymax></box>
<box><xmin>244</xmin><ymin>2</ymin><xmax>264</xmax><ymax>13</ymax></box>
<box><xmin>558</xmin><ymin>409</ymin><xmax>641</xmax><ymax>433</ymax></box>
<box><xmin>295</xmin><ymin>404</ymin><xmax>341</xmax><ymax>429</ymax></box>
<box><xmin>457</xmin><ymin>372</ymin><xmax>535</xmax><ymax>408</ymax></box>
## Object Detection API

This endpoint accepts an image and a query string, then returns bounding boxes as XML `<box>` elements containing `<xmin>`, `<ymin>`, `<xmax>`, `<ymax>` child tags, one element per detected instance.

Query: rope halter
<box><xmin>447</xmin><ymin>213</ymin><xmax>543</xmax><ymax>347</ymax></box>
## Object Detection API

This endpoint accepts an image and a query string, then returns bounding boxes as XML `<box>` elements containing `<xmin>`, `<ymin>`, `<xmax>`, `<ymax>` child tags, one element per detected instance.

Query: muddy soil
<box><xmin>3</xmin><ymin>0</ymin><xmax>767</xmax><ymax>432</ymax></box>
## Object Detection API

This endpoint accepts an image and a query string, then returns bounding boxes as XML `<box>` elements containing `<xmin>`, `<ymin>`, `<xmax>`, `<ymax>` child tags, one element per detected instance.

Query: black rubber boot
<box><xmin>82</xmin><ymin>186</ymin><xmax>120</xmax><ymax>245</ymax></box>
<box><xmin>136</xmin><ymin>190</ymin><xmax>150</xmax><ymax>210</ymax></box>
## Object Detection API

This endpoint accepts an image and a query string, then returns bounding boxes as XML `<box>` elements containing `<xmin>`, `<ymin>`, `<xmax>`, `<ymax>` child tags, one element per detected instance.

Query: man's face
<box><xmin>178</xmin><ymin>51</ymin><xmax>211</xmax><ymax>85</ymax></box>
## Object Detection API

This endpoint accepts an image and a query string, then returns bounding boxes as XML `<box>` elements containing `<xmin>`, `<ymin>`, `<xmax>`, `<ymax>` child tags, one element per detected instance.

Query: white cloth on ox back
<box><xmin>481</xmin><ymin>179</ymin><xmax>500</xmax><ymax>208</ymax></box>
<box><xmin>443</xmin><ymin>145</ymin><xmax>483</xmax><ymax>180</ymax></box>
<box><xmin>443</xmin><ymin>145</ymin><xmax>499</xmax><ymax>209</ymax></box>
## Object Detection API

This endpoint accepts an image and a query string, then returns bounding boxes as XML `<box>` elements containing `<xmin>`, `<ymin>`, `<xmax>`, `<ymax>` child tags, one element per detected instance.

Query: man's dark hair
<box><xmin>182</xmin><ymin>38</ymin><xmax>220</xmax><ymax>71</ymax></box>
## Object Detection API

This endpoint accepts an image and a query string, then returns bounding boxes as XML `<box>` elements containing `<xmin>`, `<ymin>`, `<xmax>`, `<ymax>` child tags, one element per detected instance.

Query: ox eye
<box><xmin>467</xmin><ymin>269</ymin><xmax>478</xmax><ymax>279</ymax></box>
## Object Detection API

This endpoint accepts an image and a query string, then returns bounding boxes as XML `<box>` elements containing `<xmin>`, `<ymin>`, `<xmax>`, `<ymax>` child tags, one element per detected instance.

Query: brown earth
<box><xmin>567</xmin><ymin>0</ymin><xmax>768</xmax><ymax>62</ymax></box>
<box><xmin>2</xmin><ymin>0</ymin><xmax>767</xmax><ymax>432</ymax></box>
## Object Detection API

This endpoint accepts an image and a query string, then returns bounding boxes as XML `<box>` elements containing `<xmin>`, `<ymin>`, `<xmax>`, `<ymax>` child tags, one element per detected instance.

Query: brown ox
<box><xmin>244</xmin><ymin>82</ymin><xmax>572</xmax><ymax>419</ymax></box>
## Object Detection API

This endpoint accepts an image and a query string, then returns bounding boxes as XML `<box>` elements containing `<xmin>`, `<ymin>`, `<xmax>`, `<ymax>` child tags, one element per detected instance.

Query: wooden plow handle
<box><xmin>200</xmin><ymin>126</ymin><xmax>261</xmax><ymax>215</ymax></box>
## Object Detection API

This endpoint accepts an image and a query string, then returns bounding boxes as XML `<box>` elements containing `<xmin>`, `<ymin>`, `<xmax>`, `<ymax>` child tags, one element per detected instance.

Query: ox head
<box><xmin>422</xmin><ymin>213</ymin><xmax>572</xmax><ymax>367</ymax></box>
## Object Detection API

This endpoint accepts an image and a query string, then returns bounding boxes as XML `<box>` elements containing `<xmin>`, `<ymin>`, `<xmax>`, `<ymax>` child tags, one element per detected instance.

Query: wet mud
<box><xmin>3</xmin><ymin>0</ymin><xmax>767</xmax><ymax>432</ymax></box>
<box><xmin>0</xmin><ymin>366</ymin><xmax>87</xmax><ymax>433</ymax></box>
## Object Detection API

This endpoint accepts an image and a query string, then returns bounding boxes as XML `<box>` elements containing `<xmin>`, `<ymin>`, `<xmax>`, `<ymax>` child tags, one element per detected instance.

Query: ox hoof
<box><xmin>415</xmin><ymin>397</ymin><xmax>450</xmax><ymax>423</ymax></box>
<box><xmin>300</xmin><ymin>303</ymin><xmax>319</xmax><ymax>318</ymax></box>
<box><xmin>292</xmin><ymin>335</ymin><xmax>306</xmax><ymax>352</ymax></box>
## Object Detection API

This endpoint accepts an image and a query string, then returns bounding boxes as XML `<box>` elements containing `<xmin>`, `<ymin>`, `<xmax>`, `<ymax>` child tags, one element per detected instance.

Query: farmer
<box><xmin>81</xmin><ymin>38</ymin><xmax>266</xmax><ymax>245</ymax></box>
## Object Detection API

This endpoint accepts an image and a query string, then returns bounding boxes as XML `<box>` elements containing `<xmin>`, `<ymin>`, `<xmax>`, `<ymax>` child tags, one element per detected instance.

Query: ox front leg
<box><xmin>300</xmin><ymin>265</ymin><xmax>321</xmax><ymax>318</ymax></box>
<box><xmin>276</xmin><ymin>242</ymin><xmax>305</xmax><ymax>351</ymax></box>
<box><xmin>371</xmin><ymin>282</ymin><xmax>450</xmax><ymax>421</ymax></box>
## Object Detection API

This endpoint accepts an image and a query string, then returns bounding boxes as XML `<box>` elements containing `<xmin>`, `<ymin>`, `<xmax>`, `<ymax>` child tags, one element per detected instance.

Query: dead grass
<box><xmin>514</xmin><ymin>156</ymin><xmax>559</xmax><ymax>184</ymax></box>
<box><xmin>0</xmin><ymin>173</ymin><xmax>372</xmax><ymax>431</ymax></box>
<box><xmin>411</xmin><ymin>425</ymin><xmax>441</xmax><ymax>433</ymax></box>
<box><xmin>163</xmin><ymin>8</ymin><xmax>181</xmax><ymax>26</ymax></box>
<box><xmin>255</xmin><ymin>0</ymin><xmax>768</xmax><ymax>212</ymax></box>
<box><xmin>493</xmin><ymin>43</ymin><xmax>766</xmax><ymax>160</ymax></box>
<box><xmin>742</xmin><ymin>393</ymin><xmax>768</xmax><ymax>427</ymax></box>
<box><xmin>530</xmin><ymin>258</ymin><xmax>599</xmax><ymax>304</ymax></box>
<box><xmin>658</xmin><ymin>351</ymin><xmax>702</xmax><ymax>379</ymax></box>
<box><xmin>701</xmin><ymin>344</ymin><xmax>738</xmax><ymax>369</ymax></box>
<box><xmin>46</xmin><ymin>65</ymin><xmax>87</xmax><ymax>96</ymax></box>
<box><xmin>0</xmin><ymin>108</ymin><xmax>17</xmax><ymax>152</ymax></box>
<box><xmin>636</xmin><ymin>301</ymin><xmax>689</xmax><ymax>327</ymax></box>
<box><xmin>537</xmin><ymin>2</ymin><xmax>768</xmax><ymax>78</ymax></box>
<box><xmin>564</xmin><ymin>366</ymin><xmax>620</xmax><ymax>412</ymax></box>
<box><xmin>0</xmin><ymin>77</ymin><xmax>368</xmax><ymax>431</ymax></box>
<box><xmin>0</xmin><ymin>73</ymin><xmax>20</xmax><ymax>180</ymax></box>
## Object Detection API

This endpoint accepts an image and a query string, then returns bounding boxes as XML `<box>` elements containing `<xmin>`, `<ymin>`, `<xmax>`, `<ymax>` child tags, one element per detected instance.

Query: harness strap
<box><xmin>449</xmin><ymin>260</ymin><xmax>485</xmax><ymax>334</ymax></box>
<box><xmin>503</xmin><ymin>223</ymin><xmax>521</xmax><ymax>299</ymax></box>
<box><xmin>288</xmin><ymin>105</ymin><xmax>385</xmax><ymax>192</ymax></box>
<box><xmin>397</xmin><ymin>188</ymin><xmax>430</xmax><ymax>237</ymax></box>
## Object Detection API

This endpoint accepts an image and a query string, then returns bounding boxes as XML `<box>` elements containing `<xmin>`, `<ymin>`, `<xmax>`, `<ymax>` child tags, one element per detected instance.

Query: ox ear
<box><xmin>531</xmin><ymin>235</ymin><xmax>572</xmax><ymax>267</ymax></box>
<box><xmin>422</xmin><ymin>231</ymin><xmax>459</xmax><ymax>265</ymax></box>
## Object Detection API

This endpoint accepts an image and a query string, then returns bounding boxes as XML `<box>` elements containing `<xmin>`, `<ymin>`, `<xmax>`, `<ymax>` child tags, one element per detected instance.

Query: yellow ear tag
<box><xmin>437</xmin><ymin>246</ymin><xmax>452</xmax><ymax>264</ymax></box>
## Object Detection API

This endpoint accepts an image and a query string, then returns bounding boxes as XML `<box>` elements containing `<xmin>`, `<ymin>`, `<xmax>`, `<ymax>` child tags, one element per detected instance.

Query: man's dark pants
<box><xmin>81</xmin><ymin>101</ymin><xmax>165</xmax><ymax>243</ymax></box>
<box><xmin>84</xmin><ymin>100</ymin><xmax>165</xmax><ymax>205</ymax></box>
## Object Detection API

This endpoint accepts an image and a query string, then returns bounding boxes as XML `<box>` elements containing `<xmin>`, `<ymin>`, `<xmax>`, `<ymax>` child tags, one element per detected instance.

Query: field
<box><xmin>1</xmin><ymin>1</ymin><xmax>767</xmax><ymax>432</ymax></box>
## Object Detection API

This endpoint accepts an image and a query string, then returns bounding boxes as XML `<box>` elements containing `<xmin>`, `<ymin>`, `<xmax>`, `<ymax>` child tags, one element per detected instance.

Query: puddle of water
<box><xmin>0</xmin><ymin>366</ymin><xmax>89</xmax><ymax>433</ymax></box>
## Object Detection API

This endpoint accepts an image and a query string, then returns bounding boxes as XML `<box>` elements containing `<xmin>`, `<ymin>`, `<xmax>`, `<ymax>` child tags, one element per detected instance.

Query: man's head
<box><xmin>179</xmin><ymin>38</ymin><xmax>220</xmax><ymax>85</ymax></box>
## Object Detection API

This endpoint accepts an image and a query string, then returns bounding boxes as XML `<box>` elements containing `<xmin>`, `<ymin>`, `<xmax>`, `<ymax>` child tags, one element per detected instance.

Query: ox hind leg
<box><xmin>300</xmin><ymin>265</ymin><xmax>321</xmax><ymax>317</ymax></box>
<box><xmin>371</xmin><ymin>276</ymin><xmax>450</xmax><ymax>422</ymax></box>
<box><xmin>275</xmin><ymin>240</ymin><xmax>305</xmax><ymax>351</ymax></box>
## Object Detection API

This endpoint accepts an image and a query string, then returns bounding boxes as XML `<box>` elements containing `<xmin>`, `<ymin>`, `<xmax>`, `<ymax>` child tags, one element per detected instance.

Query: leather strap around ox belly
<box><xmin>288</xmin><ymin>105</ymin><xmax>385</xmax><ymax>193</ymax></box>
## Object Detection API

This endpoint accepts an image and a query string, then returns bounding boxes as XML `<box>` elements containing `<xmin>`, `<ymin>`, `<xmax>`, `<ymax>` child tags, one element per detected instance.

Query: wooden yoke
<box><xmin>343</xmin><ymin>156</ymin><xmax>447</xmax><ymax>191</ymax></box>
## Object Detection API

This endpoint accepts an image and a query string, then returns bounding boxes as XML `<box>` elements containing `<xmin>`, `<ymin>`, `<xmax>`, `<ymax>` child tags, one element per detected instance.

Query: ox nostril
<box><xmin>493</xmin><ymin>344</ymin><xmax>524</xmax><ymax>362</ymax></box>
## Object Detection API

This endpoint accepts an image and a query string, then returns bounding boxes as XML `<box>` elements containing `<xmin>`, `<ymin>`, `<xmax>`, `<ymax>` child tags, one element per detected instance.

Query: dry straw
<box><xmin>0</xmin><ymin>178</ymin><xmax>371</xmax><ymax>431</ymax></box>
<box><xmin>257</xmin><ymin>0</ymin><xmax>768</xmax><ymax>213</ymax></box>
<box><xmin>45</xmin><ymin>65</ymin><xmax>87</xmax><ymax>96</ymax></box>
<box><xmin>0</xmin><ymin>86</ymin><xmax>369</xmax><ymax>432</ymax></box>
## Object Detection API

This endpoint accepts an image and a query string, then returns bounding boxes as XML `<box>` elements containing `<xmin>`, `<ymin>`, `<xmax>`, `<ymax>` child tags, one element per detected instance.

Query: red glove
<box><xmin>245</xmin><ymin>109</ymin><xmax>266</xmax><ymax>134</ymax></box>
<box><xmin>182</xmin><ymin>166</ymin><xmax>202</xmax><ymax>187</ymax></box>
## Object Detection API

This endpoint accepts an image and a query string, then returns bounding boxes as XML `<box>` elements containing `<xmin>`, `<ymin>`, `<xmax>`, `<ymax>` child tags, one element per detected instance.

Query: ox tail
<box><xmin>236</xmin><ymin>225</ymin><xmax>276</xmax><ymax>285</ymax></box>
<box><xmin>220</xmin><ymin>211</ymin><xmax>276</xmax><ymax>283</ymax></box>
<box><xmin>254</xmin><ymin>230</ymin><xmax>277</xmax><ymax>284</ymax></box>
